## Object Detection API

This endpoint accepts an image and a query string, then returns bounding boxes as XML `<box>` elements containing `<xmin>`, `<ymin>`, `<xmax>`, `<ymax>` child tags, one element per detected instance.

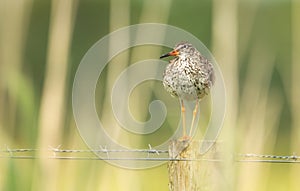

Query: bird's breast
<box><xmin>162</xmin><ymin>61</ymin><xmax>207</xmax><ymax>101</ymax></box>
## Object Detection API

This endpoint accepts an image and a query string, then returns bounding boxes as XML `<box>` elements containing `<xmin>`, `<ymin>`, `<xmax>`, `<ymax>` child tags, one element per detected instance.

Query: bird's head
<box><xmin>160</xmin><ymin>42</ymin><xmax>196</xmax><ymax>59</ymax></box>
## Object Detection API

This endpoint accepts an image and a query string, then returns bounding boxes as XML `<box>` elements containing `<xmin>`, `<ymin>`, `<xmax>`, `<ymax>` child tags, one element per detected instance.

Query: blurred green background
<box><xmin>0</xmin><ymin>0</ymin><xmax>300</xmax><ymax>190</ymax></box>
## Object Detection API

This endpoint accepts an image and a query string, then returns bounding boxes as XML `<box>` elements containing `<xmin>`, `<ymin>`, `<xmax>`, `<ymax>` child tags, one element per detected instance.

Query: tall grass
<box><xmin>212</xmin><ymin>0</ymin><xmax>238</xmax><ymax>188</ymax></box>
<box><xmin>0</xmin><ymin>0</ymin><xmax>298</xmax><ymax>191</ymax></box>
<box><xmin>33</xmin><ymin>0</ymin><xmax>78</xmax><ymax>191</ymax></box>
<box><xmin>290</xmin><ymin>1</ymin><xmax>300</xmax><ymax>190</ymax></box>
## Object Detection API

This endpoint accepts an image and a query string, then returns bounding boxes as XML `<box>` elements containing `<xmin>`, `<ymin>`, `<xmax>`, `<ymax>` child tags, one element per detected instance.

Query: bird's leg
<box><xmin>180</xmin><ymin>100</ymin><xmax>187</xmax><ymax>138</ymax></box>
<box><xmin>189</xmin><ymin>100</ymin><xmax>199</xmax><ymax>136</ymax></box>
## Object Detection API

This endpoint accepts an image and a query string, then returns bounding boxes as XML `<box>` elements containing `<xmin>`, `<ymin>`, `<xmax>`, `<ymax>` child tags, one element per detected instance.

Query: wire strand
<box><xmin>0</xmin><ymin>146</ymin><xmax>299</xmax><ymax>163</ymax></box>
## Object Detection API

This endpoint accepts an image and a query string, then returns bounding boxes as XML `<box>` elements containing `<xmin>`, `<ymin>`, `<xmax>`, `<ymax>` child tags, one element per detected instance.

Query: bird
<box><xmin>160</xmin><ymin>42</ymin><xmax>215</xmax><ymax>139</ymax></box>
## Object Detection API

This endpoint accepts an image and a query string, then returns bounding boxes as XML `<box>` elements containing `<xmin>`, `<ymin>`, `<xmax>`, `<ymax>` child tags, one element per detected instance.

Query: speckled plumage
<box><xmin>162</xmin><ymin>42</ymin><xmax>215</xmax><ymax>101</ymax></box>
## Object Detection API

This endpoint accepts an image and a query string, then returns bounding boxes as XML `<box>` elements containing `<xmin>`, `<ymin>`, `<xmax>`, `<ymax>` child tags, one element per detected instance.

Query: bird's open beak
<box><xmin>160</xmin><ymin>50</ymin><xmax>179</xmax><ymax>59</ymax></box>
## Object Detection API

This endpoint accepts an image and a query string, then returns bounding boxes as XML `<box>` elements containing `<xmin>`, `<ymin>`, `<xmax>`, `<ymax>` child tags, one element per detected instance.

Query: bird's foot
<box><xmin>179</xmin><ymin>135</ymin><xmax>192</xmax><ymax>142</ymax></box>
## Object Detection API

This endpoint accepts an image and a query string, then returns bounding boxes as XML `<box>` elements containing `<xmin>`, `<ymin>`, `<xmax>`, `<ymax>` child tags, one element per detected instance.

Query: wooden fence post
<box><xmin>168</xmin><ymin>140</ymin><xmax>220</xmax><ymax>191</ymax></box>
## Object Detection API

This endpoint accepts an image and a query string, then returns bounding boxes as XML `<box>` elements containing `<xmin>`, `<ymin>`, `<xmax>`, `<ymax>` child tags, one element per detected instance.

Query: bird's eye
<box><xmin>183</xmin><ymin>45</ymin><xmax>188</xmax><ymax>49</ymax></box>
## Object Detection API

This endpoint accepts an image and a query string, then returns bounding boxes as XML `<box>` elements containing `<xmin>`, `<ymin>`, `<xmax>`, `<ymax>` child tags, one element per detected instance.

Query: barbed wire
<box><xmin>0</xmin><ymin>145</ymin><xmax>299</xmax><ymax>163</ymax></box>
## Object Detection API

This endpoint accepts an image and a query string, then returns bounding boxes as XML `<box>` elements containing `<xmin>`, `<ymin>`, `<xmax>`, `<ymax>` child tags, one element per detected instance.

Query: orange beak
<box><xmin>160</xmin><ymin>50</ymin><xmax>179</xmax><ymax>59</ymax></box>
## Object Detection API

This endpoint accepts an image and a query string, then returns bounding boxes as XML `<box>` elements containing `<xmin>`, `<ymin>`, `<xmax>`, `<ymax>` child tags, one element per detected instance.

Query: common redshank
<box><xmin>160</xmin><ymin>42</ymin><xmax>215</xmax><ymax>139</ymax></box>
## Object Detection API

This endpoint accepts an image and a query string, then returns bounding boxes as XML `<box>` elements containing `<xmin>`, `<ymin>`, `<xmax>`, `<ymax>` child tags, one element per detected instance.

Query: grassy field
<box><xmin>0</xmin><ymin>0</ymin><xmax>299</xmax><ymax>190</ymax></box>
